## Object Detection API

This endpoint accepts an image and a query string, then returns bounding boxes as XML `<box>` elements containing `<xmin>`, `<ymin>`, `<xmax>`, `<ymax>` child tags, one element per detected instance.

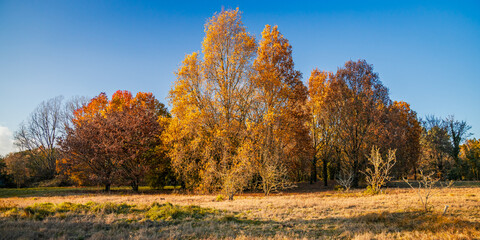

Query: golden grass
<box><xmin>0</xmin><ymin>186</ymin><xmax>479</xmax><ymax>239</ymax></box>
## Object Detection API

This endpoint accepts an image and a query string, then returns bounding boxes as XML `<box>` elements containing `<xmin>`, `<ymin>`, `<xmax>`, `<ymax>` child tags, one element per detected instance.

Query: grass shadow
<box><xmin>0</xmin><ymin>186</ymin><xmax>181</xmax><ymax>198</ymax></box>
<box><xmin>1</xmin><ymin>203</ymin><xmax>479</xmax><ymax>239</ymax></box>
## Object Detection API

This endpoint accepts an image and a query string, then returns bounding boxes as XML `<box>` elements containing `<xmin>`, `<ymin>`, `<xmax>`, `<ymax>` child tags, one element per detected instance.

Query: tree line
<box><xmin>1</xmin><ymin>9</ymin><xmax>478</xmax><ymax>196</ymax></box>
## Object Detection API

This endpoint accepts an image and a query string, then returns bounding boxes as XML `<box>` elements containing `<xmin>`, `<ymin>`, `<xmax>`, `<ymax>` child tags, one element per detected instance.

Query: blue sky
<box><xmin>0</xmin><ymin>0</ymin><xmax>479</xmax><ymax>155</ymax></box>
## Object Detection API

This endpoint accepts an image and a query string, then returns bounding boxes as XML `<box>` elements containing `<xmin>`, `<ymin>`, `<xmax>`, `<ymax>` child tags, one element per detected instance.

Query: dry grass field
<box><xmin>0</xmin><ymin>183</ymin><xmax>479</xmax><ymax>239</ymax></box>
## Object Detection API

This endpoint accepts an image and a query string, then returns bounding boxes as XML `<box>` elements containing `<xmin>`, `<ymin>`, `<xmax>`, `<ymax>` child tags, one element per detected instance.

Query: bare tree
<box><xmin>445</xmin><ymin>116</ymin><xmax>472</xmax><ymax>174</ymax></box>
<box><xmin>363</xmin><ymin>146</ymin><xmax>396</xmax><ymax>194</ymax></box>
<box><xmin>62</xmin><ymin>96</ymin><xmax>89</xmax><ymax>134</ymax></box>
<box><xmin>421</xmin><ymin>116</ymin><xmax>453</xmax><ymax>179</ymax></box>
<box><xmin>336</xmin><ymin>162</ymin><xmax>354</xmax><ymax>191</ymax></box>
<box><xmin>14</xmin><ymin>96</ymin><xmax>64</xmax><ymax>179</ymax></box>
<box><xmin>403</xmin><ymin>170</ymin><xmax>452</xmax><ymax>212</ymax></box>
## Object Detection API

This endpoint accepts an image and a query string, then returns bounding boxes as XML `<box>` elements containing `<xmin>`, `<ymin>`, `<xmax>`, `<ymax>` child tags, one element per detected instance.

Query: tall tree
<box><xmin>167</xmin><ymin>8</ymin><xmax>257</xmax><ymax>198</ymax></box>
<box><xmin>308</xmin><ymin>70</ymin><xmax>339</xmax><ymax>186</ymax></box>
<box><xmin>383</xmin><ymin>101</ymin><xmax>422</xmax><ymax>179</ymax></box>
<box><xmin>250</xmin><ymin>25</ymin><xmax>309</xmax><ymax>195</ymax></box>
<box><xmin>333</xmin><ymin>60</ymin><xmax>390</xmax><ymax>187</ymax></box>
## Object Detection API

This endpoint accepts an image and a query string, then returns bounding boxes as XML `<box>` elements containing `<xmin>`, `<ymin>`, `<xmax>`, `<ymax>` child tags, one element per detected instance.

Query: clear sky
<box><xmin>0</xmin><ymin>0</ymin><xmax>479</xmax><ymax>155</ymax></box>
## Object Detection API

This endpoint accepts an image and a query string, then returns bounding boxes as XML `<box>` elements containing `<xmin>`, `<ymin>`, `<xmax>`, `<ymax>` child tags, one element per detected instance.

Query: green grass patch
<box><xmin>0</xmin><ymin>201</ymin><xmax>220</xmax><ymax>222</ymax></box>
<box><xmin>145</xmin><ymin>202</ymin><xmax>218</xmax><ymax>221</ymax></box>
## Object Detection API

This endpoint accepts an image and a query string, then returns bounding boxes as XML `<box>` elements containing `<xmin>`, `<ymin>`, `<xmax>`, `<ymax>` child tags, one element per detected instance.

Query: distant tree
<box><xmin>461</xmin><ymin>138</ymin><xmax>480</xmax><ymax>180</ymax></box>
<box><xmin>420</xmin><ymin>116</ymin><xmax>452</xmax><ymax>180</ymax></box>
<box><xmin>3</xmin><ymin>152</ymin><xmax>30</xmax><ymax>188</ymax></box>
<box><xmin>61</xmin><ymin>96</ymin><xmax>89</xmax><ymax>134</ymax></box>
<box><xmin>445</xmin><ymin>115</ymin><xmax>472</xmax><ymax>179</ymax></box>
<box><xmin>0</xmin><ymin>155</ymin><xmax>13</xmax><ymax>187</ymax></box>
<box><xmin>445</xmin><ymin>116</ymin><xmax>472</xmax><ymax>162</ymax></box>
<box><xmin>14</xmin><ymin>96</ymin><xmax>64</xmax><ymax>180</ymax></box>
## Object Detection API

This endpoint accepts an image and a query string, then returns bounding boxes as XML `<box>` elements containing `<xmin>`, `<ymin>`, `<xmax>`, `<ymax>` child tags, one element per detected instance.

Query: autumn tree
<box><xmin>3</xmin><ymin>152</ymin><xmax>30</xmax><ymax>188</ymax></box>
<box><xmin>461</xmin><ymin>138</ymin><xmax>480</xmax><ymax>180</ymax></box>
<box><xmin>110</xmin><ymin>91</ymin><xmax>169</xmax><ymax>191</ymax></box>
<box><xmin>167</xmin><ymin>9</ymin><xmax>256</xmax><ymax>199</ymax></box>
<box><xmin>444</xmin><ymin>115</ymin><xmax>472</xmax><ymax>179</ymax></box>
<box><xmin>61</xmin><ymin>96</ymin><xmax>89</xmax><ymax>134</ymax></box>
<box><xmin>60</xmin><ymin>91</ymin><xmax>168</xmax><ymax>191</ymax></box>
<box><xmin>332</xmin><ymin>60</ymin><xmax>390</xmax><ymax>188</ymax></box>
<box><xmin>59</xmin><ymin>93</ymin><xmax>114</xmax><ymax>190</ymax></box>
<box><xmin>308</xmin><ymin>70</ymin><xmax>339</xmax><ymax>186</ymax></box>
<box><xmin>249</xmin><ymin>25</ymin><xmax>309</xmax><ymax>195</ymax></box>
<box><xmin>0</xmin><ymin>155</ymin><xmax>13</xmax><ymax>188</ymax></box>
<box><xmin>383</xmin><ymin>101</ymin><xmax>422</xmax><ymax>179</ymax></box>
<box><xmin>420</xmin><ymin>116</ymin><xmax>453</xmax><ymax>180</ymax></box>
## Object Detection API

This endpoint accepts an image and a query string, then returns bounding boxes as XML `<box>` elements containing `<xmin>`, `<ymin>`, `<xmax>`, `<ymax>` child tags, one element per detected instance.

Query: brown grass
<box><xmin>0</xmin><ymin>186</ymin><xmax>479</xmax><ymax>239</ymax></box>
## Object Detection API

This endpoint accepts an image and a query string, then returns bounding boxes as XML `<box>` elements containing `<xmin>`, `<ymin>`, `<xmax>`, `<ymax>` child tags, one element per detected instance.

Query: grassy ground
<box><xmin>0</xmin><ymin>183</ymin><xmax>479</xmax><ymax>239</ymax></box>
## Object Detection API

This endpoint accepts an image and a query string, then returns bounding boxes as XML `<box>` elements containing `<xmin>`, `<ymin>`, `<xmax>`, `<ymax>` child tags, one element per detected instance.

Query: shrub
<box><xmin>404</xmin><ymin>170</ymin><xmax>453</xmax><ymax>212</ymax></box>
<box><xmin>146</xmin><ymin>202</ymin><xmax>217</xmax><ymax>221</ymax></box>
<box><xmin>216</xmin><ymin>194</ymin><xmax>225</xmax><ymax>202</ymax></box>
<box><xmin>363</xmin><ymin>147</ymin><xmax>396</xmax><ymax>194</ymax></box>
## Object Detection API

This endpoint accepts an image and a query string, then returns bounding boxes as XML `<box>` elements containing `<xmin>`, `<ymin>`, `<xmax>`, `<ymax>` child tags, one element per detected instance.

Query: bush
<box><xmin>363</xmin><ymin>147</ymin><xmax>396</xmax><ymax>194</ymax></box>
<box><xmin>363</xmin><ymin>185</ymin><xmax>378</xmax><ymax>195</ymax></box>
<box><xmin>146</xmin><ymin>202</ymin><xmax>217</xmax><ymax>221</ymax></box>
<box><xmin>216</xmin><ymin>194</ymin><xmax>225</xmax><ymax>201</ymax></box>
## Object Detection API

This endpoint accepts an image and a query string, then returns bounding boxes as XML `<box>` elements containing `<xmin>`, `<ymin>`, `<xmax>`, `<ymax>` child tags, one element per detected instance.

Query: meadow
<box><xmin>0</xmin><ymin>183</ymin><xmax>479</xmax><ymax>240</ymax></box>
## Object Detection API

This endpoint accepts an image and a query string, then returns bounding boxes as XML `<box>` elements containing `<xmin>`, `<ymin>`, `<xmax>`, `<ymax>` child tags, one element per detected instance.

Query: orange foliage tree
<box><xmin>59</xmin><ymin>90</ymin><xmax>169</xmax><ymax>191</ymax></box>
<box><xmin>308</xmin><ymin>61</ymin><xmax>423</xmax><ymax>187</ymax></box>
<box><xmin>383</xmin><ymin>101</ymin><xmax>422</xmax><ymax>179</ymax></box>
<box><xmin>249</xmin><ymin>25</ymin><xmax>310</xmax><ymax>195</ymax></box>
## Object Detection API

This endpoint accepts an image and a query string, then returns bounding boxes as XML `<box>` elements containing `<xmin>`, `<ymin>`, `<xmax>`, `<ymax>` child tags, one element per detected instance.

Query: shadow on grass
<box><xmin>1</xmin><ymin>207</ymin><xmax>479</xmax><ymax>239</ymax></box>
<box><xmin>0</xmin><ymin>187</ymin><xmax>182</xmax><ymax>198</ymax></box>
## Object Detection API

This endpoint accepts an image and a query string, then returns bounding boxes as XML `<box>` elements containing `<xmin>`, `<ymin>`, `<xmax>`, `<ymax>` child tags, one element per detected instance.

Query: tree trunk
<box><xmin>105</xmin><ymin>183</ymin><xmax>111</xmax><ymax>192</ymax></box>
<box><xmin>310</xmin><ymin>155</ymin><xmax>317</xmax><ymax>184</ymax></box>
<box><xmin>352</xmin><ymin>159</ymin><xmax>359</xmax><ymax>188</ymax></box>
<box><xmin>131</xmin><ymin>181</ymin><xmax>139</xmax><ymax>192</ymax></box>
<box><xmin>323</xmin><ymin>157</ymin><xmax>328</xmax><ymax>186</ymax></box>
<box><xmin>413</xmin><ymin>165</ymin><xmax>417</xmax><ymax>180</ymax></box>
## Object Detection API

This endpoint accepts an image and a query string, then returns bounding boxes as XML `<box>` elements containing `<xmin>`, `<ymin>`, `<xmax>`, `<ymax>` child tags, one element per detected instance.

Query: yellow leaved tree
<box><xmin>166</xmin><ymin>8</ymin><xmax>256</xmax><ymax>199</ymax></box>
<box><xmin>249</xmin><ymin>25</ymin><xmax>309</xmax><ymax>195</ymax></box>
